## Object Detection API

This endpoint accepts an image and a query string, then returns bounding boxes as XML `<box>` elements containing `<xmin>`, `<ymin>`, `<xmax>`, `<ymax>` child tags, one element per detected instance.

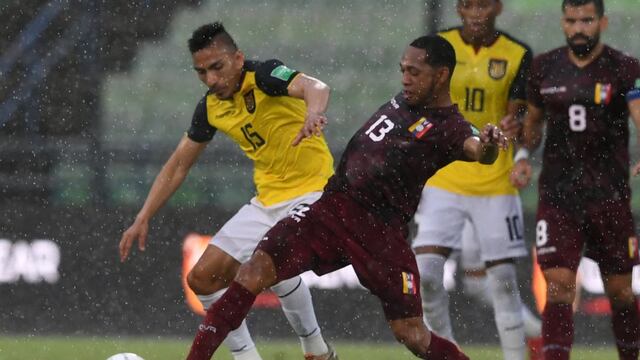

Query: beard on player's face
<box><xmin>566</xmin><ymin>32</ymin><xmax>600</xmax><ymax>58</ymax></box>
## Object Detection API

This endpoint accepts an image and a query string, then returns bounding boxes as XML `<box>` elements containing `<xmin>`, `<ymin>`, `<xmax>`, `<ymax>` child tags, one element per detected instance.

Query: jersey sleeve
<box><xmin>187</xmin><ymin>95</ymin><xmax>217</xmax><ymax>143</ymax></box>
<box><xmin>622</xmin><ymin>56</ymin><xmax>640</xmax><ymax>102</ymax></box>
<box><xmin>451</xmin><ymin>118</ymin><xmax>476</xmax><ymax>160</ymax></box>
<box><xmin>508</xmin><ymin>46</ymin><xmax>533</xmax><ymax>101</ymax></box>
<box><xmin>255</xmin><ymin>59</ymin><xmax>301</xmax><ymax>96</ymax></box>
<box><xmin>527</xmin><ymin>55</ymin><xmax>545</xmax><ymax>108</ymax></box>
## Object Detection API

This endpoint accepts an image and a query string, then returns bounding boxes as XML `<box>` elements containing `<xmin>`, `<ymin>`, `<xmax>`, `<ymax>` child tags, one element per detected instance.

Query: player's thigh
<box><xmin>467</xmin><ymin>194</ymin><xmax>527</xmax><ymax>263</ymax></box>
<box><xmin>535</xmin><ymin>202</ymin><xmax>583</xmax><ymax>272</ymax></box>
<box><xmin>460</xmin><ymin>219</ymin><xmax>484</xmax><ymax>271</ymax></box>
<box><xmin>190</xmin><ymin>245</ymin><xmax>241</xmax><ymax>284</ymax></box>
<box><xmin>412</xmin><ymin>187</ymin><xmax>466</xmax><ymax>250</ymax></box>
<box><xmin>212</xmin><ymin>200</ymin><xmax>274</xmax><ymax>263</ymax></box>
<box><xmin>585</xmin><ymin>199</ymin><xmax>639</xmax><ymax>276</ymax></box>
<box><xmin>350</xmin><ymin>222</ymin><xmax>422</xmax><ymax>321</ymax></box>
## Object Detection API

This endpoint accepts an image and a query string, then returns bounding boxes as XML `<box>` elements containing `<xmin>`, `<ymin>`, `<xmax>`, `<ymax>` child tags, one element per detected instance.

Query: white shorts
<box><xmin>212</xmin><ymin>192</ymin><xmax>323</xmax><ymax>263</ymax></box>
<box><xmin>412</xmin><ymin>186</ymin><xmax>527</xmax><ymax>263</ymax></box>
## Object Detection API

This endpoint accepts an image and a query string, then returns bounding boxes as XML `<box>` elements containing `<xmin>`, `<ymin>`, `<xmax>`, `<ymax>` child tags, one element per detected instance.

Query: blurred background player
<box><xmin>118</xmin><ymin>22</ymin><xmax>337</xmax><ymax>360</ymax></box>
<box><xmin>412</xmin><ymin>1</ymin><xmax>536</xmax><ymax>359</ymax></box>
<box><xmin>511</xmin><ymin>0</ymin><xmax>640</xmax><ymax>358</ymax></box>
<box><xmin>186</xmin><ymin>34</ymin><xmax>510</xmax><ymax>360</ymax></box>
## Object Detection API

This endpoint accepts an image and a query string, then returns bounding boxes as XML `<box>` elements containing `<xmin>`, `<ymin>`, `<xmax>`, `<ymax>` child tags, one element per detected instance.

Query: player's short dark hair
<box><xmin>409</xmin><ymin>35</ymin><xmax>456</xmax><ymax>78</ymax></box>
<box><xmin>188</xmin><ymin>22</ymin><xmax>238</xmax><ymax>54</ymax></box>
<box><xmin>562</xmin><ymin>0</ymin><xmax>604</xmax><ymax>17</ymax></box>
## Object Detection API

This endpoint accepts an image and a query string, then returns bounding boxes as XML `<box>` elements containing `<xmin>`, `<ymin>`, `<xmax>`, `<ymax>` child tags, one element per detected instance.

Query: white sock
<box><xmin>271</xmin><ymin>276</ymin><xmax>329</xmax><ymax>355</ymax></box>
<box><xmin>462</xmin><ymin>274</ymin><xmax>492</xmax><ymax>306</ymax></box>
<box><xmin>486</xmin><ymin>264</ymin><xmax>525</xmax><ymax>360</ymax></box>
<box><xmin>416</xmin><ymin>253</ymin><xmax>455</xmax><ymax>343</ymax></box>
<box><xmin>521</xmin><ymin>303</ymin><xmax>542</xmax><ymax>338</ymax></box>
<box><xmin>199</xmin><ymin>289</ymin><xmax>262</xmax><ymax>360</ymax></box>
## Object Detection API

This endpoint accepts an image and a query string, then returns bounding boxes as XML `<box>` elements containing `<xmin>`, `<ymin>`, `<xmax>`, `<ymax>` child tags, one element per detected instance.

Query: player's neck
<box><xmin>459</xmin><ymin>28</ymin><xmax>499</xmax><ymax>53</ymax></box>
<box><xmin>567</xmin><ymin>43</ymin><xmax>605</xmax><ymax>68</ymax></box>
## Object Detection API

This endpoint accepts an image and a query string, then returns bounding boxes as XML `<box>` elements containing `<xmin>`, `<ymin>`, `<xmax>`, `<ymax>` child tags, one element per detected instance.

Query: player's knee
<box><xmin>545</xmin><ymin>279</ymin><xmax>576</xmax><ymax>303</ymax></box>
<box><xmin>235</xmin><ymin>250</ymin><xmax>278</xmax><ymax>293</ymax></box>
<box><xmin>607</xmin><ymin>285</ymin><xmax>636</xmax><ymax>307</ymax></box>
<box><xmin>187</xmin><ymin>268</ymin><xmax>226</xmax><ymax>295</ymax></box>
<box><xmin>390</xmin><ymin>320</ymin><xmax>428</xmax><ymax>354</ymax></box>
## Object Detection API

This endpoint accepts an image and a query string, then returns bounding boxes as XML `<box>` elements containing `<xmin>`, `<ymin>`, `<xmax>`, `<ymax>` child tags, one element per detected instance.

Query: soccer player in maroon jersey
<box><xmin>185</xmin><ymin>35</ymin><xmax>509</xmax><ymax>360</ymax></box>
<box><xmin>511</xmin><ymin>0</ymin><xmax>640</xmax><ymax>359</ymax></box>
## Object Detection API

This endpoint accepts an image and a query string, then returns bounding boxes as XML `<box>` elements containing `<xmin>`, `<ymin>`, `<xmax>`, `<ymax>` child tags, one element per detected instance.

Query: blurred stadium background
<box><xmin>1</xmin><ymin>0</ymin><xmax>639</xmax><ymax>359</ymax></box>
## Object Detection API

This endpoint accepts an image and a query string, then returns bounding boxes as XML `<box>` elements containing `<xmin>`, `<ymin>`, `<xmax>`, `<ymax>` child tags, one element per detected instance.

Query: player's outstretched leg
<box><xmin>270</xmin><ymin>276</ymin><xmax>335</xmax><ymax>359</ymax></box>
<box><xmin>486</xmin><ymin>262</ymin><xmax>525</xmax><ymax>360</ymax></box>
<box><xmin>603</xmin><ymin>273</ymin><xmax>640</xmax><ymax>360</ymax></box>
<box><xmin>416</xmin><ymin>253</ymin><xmax>455</xmax><ymax>342</ymax></box>
<box><xmin>188</xmin><ymin>246</ymin><xmax>262</xmax><ymax>360</ymax></box>
<box><xmin>389</xmin><ymin>317</ymin><xmax>468</xmax><ymax>360</ymax></box>
<box><xmin>199</xmin><ymin>289</ymin><xmax>261</xmax><ymax>360</ymax></box>
<box><xmin>187</xmin><ymin>250</ymin><xmax>281</xmax><ymax>360</ymax></box>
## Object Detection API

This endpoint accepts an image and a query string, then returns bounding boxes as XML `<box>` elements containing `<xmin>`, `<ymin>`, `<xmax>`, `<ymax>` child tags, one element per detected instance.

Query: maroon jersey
<box><xmin>528</xmin><ymin>46</ymin><xmax>640</xmax><ymax>207</ymax></box>
<box><xmin>325</xmin><ymin>94</ymin><xmax>474</xmax><ymax>223</ymax></box>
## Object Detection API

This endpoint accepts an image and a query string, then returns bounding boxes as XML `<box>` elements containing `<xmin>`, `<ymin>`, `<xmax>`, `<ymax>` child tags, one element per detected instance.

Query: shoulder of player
<box><xmin>532</xmin><ymin>47</ymin><xmax>566</xmax><ymax>67</ymax></box>
<box><xmin>602</xmin><ymin>45</ymin><xmax>640</xmax><ymax>66</ymax></box>
<box><xmin>495</xmin><ymin>30</ymin><xmax>532</xmax><ymax>54</ymax></box>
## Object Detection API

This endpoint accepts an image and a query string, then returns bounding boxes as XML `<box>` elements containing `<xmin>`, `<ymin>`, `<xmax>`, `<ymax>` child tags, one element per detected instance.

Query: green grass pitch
<box><xmin>0</xmin><ymin>336</ymin><xmax>617</xmax><ymax>359</ymax></box>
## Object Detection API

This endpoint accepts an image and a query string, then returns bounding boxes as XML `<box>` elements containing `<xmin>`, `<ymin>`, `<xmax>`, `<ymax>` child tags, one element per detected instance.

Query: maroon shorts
<box><xmin>536</xmin><ymin>198</ymin><xmax>639</xmax><ymax>275</ymax></box>
<box><xmin>256</xmin><ymin>191</ymin><xmax>422</xmax><ymax>321</ymax></box>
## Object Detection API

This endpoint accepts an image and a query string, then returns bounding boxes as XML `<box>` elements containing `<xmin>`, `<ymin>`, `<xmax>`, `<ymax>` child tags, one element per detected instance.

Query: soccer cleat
<box><xmin>303</xmin><ymin>343</ymin><xmax>338</xmax><ymax>360</ymax></box>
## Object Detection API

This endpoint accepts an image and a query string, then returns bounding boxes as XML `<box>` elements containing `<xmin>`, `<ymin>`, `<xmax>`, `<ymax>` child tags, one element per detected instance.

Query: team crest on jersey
<box><xmin>594</xmin><ymin>83</ymin><xmax>613</xmax><ymax>105</ymax></box>
<box><xmin>401</xmin><ymin>272</ymin><xmax>417</xmax><ymax>295</ymax></box>
<box><xmin>629</xmin><ymin>236</ymin><xmax>638</xmax><ymax>259</ymax></box>
<box><xmin>243</xmin><ymin>90</ymin><xmax>256</xmax><ymax>114</ymax></box>
<box><xmin>408</xmin><ymin>117</ymin><xmax>433</xmax><ymax>138</ymax></box>
<box><xmin>488</xmin><ymin>59</ymin><xmax>507</xmax><ymax>80</ymax></box>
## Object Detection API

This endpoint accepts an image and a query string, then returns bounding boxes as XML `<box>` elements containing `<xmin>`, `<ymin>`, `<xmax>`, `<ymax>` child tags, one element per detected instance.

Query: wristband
<box><xmin>513</xmin><ymin>148</ymin><xmax>530</xmax><ymax>163</ymax></box>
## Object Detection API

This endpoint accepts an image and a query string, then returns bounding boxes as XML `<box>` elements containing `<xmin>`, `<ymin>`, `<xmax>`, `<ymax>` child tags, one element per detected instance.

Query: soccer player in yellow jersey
<box><xmin>411</xmin><ymin>1</ymin><xmax>536</xmax><ymax>359</ymax></box>
<box><xmin>118</xmin><ymin>23</ymin><xmax>337</xmax><ymax>360</ymax></box>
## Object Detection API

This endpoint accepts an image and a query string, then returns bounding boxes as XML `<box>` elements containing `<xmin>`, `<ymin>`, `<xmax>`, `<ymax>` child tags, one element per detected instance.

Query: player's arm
<box><xmin>288</xmin><ymin>73</ymin><xmax>331</xmax><ymax>146</ymax></box>
<box><xmin>462</xmin><ymin>124</ymin><xmax>509</xmax><ymax>164</ymax></box>
<box><xmin>119</xmin><ymin>135</ymin><xmax>207</xmax><ymax>262</ymax></box>
<box><xmin>509</xmin><ymin>103</ymin><xmax>544</xmax><ymax>188</ymax></box>
<box><xmin>500</xmin><ymin>101</ymin><xmax>527</xmax><ymax>140</ymax></box>
<box><xmin>628</xmin><ymin>99</ymin><xmax>640</xmax><ymax>176</ymax></box>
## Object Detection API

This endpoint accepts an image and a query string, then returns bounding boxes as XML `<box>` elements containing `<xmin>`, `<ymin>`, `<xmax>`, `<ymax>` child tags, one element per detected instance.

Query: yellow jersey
<box><xmin>427</xmin><ymin>28</ymin><xmax>532</xmax><ymax>196</ymax></box>
<box><xmin>188</xmin><ymin>59</ymin><xmax>334</xmax><ymax>206</ymax></box>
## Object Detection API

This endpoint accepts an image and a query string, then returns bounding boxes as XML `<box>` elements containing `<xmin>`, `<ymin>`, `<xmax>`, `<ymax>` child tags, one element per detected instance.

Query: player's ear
<box><xmin>599</xmin><ymin>15</ymin><xmax>609</xmax><ymax>32</ymax></box>
<box><xmin>436</xmin><ymin>67</ymin><xmax>450</xmax><ymax>87</ymax></box>
<box><xmin>233</xmin><ymin>50</ymin><xmax>245</xmax><ymax>70</ymax></box>
<box><xmin>495</xmin><ymin>0</ymin><xmax>503</xmax><ymax>16</ymax></box>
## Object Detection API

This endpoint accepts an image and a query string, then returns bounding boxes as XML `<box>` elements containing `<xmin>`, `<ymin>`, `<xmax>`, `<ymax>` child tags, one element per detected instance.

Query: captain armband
<box><xmin>513</xmin><ymin>148</ymin><xmax>530</xmax><ymax>163</ymax></box>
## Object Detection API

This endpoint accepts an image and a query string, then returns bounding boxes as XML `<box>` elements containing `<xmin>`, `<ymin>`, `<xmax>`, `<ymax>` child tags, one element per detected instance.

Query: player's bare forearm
<box><xmin>628</xmin><ymin>99</ymin><xmax>640</xmax><ymax>176</ymax></box>
<box><xmin>520</xmin><ymin>103</ymin><xmax>544</xmax><ymax>152</ymax></box>
<box><xmin>289</xmin><ymin>74</ymin><xmax>331</xmax><ymax>145</ymax></box>
<box><xmin>463</xmin><ymin>124</ymin><xmax>508</xmax><ymax>164</ymax></box>
<box><xmin>138</xmin><ymin>136</ymin><xmax>205</xmax><ymax>220</ymax></box>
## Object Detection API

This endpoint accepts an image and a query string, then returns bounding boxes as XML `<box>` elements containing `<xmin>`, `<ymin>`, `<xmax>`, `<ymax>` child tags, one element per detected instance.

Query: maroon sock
<box><xmin>187</xmin><ymin>281</ymin><xmax>256</xmax><ymax>360</ymax></box>
<box><xmin>542</xmin><ymin>302</ymin><xmax>573</xmax><ymax>360</ymax></box>
<box><xmin>423</xmin><ymin>331</ymin><xmax>469</xmax><ymax>360</ymax></box>
<box><xmin>612</xmin><ymin>299</ymin><xmax>640</xmax><ymax>360</ymax></box>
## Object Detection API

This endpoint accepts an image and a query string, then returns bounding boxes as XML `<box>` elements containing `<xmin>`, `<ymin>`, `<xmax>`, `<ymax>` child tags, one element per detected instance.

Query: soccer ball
<box><xmin>106</xmin><ymin>353</ymin><xmax>144</xmax><ymax>360</ymax></box>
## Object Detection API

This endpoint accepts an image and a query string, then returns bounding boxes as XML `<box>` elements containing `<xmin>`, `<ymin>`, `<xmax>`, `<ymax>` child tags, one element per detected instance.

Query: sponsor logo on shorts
<box><xmin>289</xmin><ymin>203</ymin><xmax>311</xmax><ymax>223</ymax></box>
<box><xmin>401</xmin><ymin>272</ymin><xmax>417</xmax><ymax>295</ymax></box>
<box><xmin>629</xmin><ymin>236</ymin><xmax>638</xmax><ymax>259</ymax></box>
<box><xmin>198</xmin><ymin>324</ymin><xmax>217</xmax><ymax>333</ymax></box>
<box><xmin>537</xmin><ymin>246</ymin><xmax>557</xmax><ymax>255</ymax></box>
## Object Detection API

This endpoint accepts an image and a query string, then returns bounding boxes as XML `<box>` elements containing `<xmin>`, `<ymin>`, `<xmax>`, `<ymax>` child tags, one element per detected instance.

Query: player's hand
<box><xmin>292</xmin><ymin>111</ymin><xmax>327</xmax><ymax>146</ymax></box>
<box><xmin>510</xmin><ymin>159</ymin><xmax>532</xmax><ymax>188</ymax></box>
<box><xmin>499</xmin><ymin>114</ymin><xmax>522</xmax><ymax>141</ymax></box>
<box><xmin>632</xmin><ymin>160</ymin><xmax>640</xmax><ymax>177</ymax></box>
<box><xmin>119</xmin><ymin>218</ymin><xmax>149</xmax><ymax>262</ymax></box>
<box><xmin>480</xmin><ymin>124</ymin><xmax>509</xmax><ymax>150</ymax></box>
